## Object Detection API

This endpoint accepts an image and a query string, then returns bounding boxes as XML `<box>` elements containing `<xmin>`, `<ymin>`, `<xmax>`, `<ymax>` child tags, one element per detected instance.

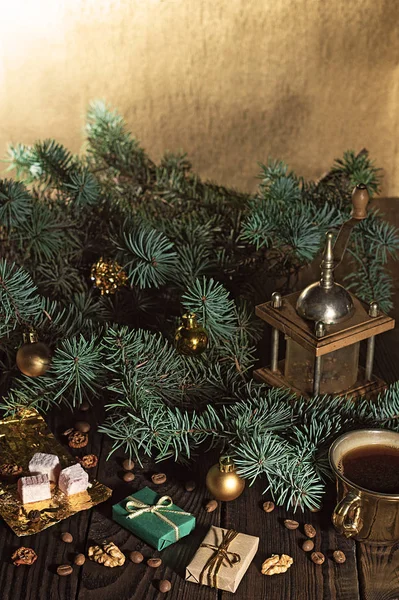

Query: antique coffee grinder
<box><xmin>255</xmin><ymin>185</ymin><xmax>395</xmax><ymax>398</ymax></box>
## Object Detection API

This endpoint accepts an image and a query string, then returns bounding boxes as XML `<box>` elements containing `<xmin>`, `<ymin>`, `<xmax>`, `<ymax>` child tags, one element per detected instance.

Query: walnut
<box><xmin>78</xmin><ymin>454</ymin><xmax>98</xmax><ymax>468</ymax></box>
<box><xmin>12</xmin><ymin>547</ymin><xmax>38</xmax><ymax>566</ymax></box>
<box><xmin>88</xmin><ymin>541</ymin><xmax>125</xmax><ymax>567</ymax></box>
<box><xmin>68</xmin><ymin>430</ymin><xmax>88</xmax><ymax>448</ymax></box>
<box><xmin>261</xmin><ymin>554</ymin><xmax>293</xmax><ymax>576</ymax></box>
<box><xmin>0</xmin><ymin>463</ymin><xmax>22</xmax><ymax>479</ymax></box>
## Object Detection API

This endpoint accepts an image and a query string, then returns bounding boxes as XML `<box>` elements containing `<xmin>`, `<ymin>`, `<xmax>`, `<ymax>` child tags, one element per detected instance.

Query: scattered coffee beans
<box><xmin>147</xmin><ymin>557</ymin><xmax>162</xmax><ymax>568</ymax></box>
<box><xmin>122</xmin><ymin>458</ymin><xmax>135</xmax><ymax>471</ymax></box>
<box><xmin>151</xmin><ymin>473</ymin><xmax>167</xmax><ymax>485</ymax></box>
<box><xmin>123</xmin><ymin>472</ymin><xmax>135</xmax><ymax>482</ymax></box>
<box><xmin>185</xmin><ymin>480</ymin><xmax>196</xmax><ymax>492</ymax></box>
<box><xmin>28</xmin><ymin>510</ymin><xmax>41</xmax><ymax>523</ymax></box>
<box><xmin>284</xmin><ymin>519</ymin><xmax>299</xmax><ymax>530</ymax></box>
<box><xmin>74</xmin><ymin>554</ymin><xmax>86</xmax><ymax>566</ymax></box>
<box><xmin>333</xmin><ymin>550</ymin><xmax>346</xmax><ymax>564</ymax></box>
<box><xmin>57</xmin><ymin>564</ymin><xmax>73</xmax><ymax>576</ymax></box>
<box><xmin>311</xmin><ymin>551</ymin><xmax>325</xmax><ymax>565</ymax></box>
<box><xmin>61</xmin><ymin>532</ymin><xmax>73</xmax><ymax>543</ymax></box>
<box><xmin>205</xmin><ymin>499</ymin><xmax>218</xmax><ymax>512</ymax></box>
<box><xmin>302</xmin><ymin>539</ymin><xmax>314</xmax><ymax>552</ymax></box>
<box><xmin>80</xmin><ymin>400</ymin><xmax>90</xmax><ymax>412</ymax></box>
<box><xmin>75</xmin><ymin>421</ymin><xmax>90</xmax><ymax>433</ymax></box>
<box><xmin>262</xmin><ymin>501</ymin><xmax>275</xmax><ymax>513</ymax></box>
<box><xmin>304</xmin><ymin>524</ymin><xmax>316</xmax><ymax>538</ymax></box>
<box><xmin>129</xmin><ymin>551</ymin><xmax>144</xmax><ymax>564</ymax></box>
<box><xmin>159</xmin><ymin>580</ymin><xmax>172</xmax><ymax>593</ymax></box>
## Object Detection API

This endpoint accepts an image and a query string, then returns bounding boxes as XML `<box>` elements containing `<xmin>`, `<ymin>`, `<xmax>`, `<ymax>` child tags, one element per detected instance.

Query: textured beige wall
<box><xmin>0</xmin><ymin>0</ymin><xmax>398</xmax><ymax>195</ymax></box>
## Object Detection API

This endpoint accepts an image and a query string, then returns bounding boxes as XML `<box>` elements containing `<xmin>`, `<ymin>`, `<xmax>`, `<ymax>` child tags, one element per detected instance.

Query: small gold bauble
<box><xmin>175</xmin><ymin>312</ymin><xmax>209</xmax><ymax>356</ymax></box>
<box><xmin>16</xmin><ymin>332</ymin><xmax>52</xmax><ymax>377</ymax></box>
<box><xmin>205</xmin><ymin>455</ymin><xmax>245</xmax><ymax>502</ymax></box>
<box><xmin>90</xmin><ymin>258</ymin><xmax>127</xmax><ymax>295</ymax></box>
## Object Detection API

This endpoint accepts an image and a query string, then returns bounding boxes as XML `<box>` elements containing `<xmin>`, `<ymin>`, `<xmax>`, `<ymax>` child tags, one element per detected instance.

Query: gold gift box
<box><xmin>0</xmin><ymin>408</ymin><xmax>112</xmax><ymax>536</ymax></box>
<box><xmin>185</xmin><ymin>526</ymin><xmax>259</xmax><ymax>593</ymax></box>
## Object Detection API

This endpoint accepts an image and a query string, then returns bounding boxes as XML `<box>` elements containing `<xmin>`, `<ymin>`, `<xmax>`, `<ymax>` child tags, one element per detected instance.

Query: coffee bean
<box><xmin>123</xmin><ymin>458</ymin><xmax>135</xmax><ymax>471</ymax></box>
<box><xmin>61</xmin><ymin>532</ymin><xmax>73</xmax><ymax>543</ymax></box>
<box><xmin>302</xmin><ymin>539</ymin><xmax>314</xmax><ymax>552</ymax></box>
<box><xmin>129</xmin><ymin>551</ymin><xmax>144</xmax><ymax>564</ymax></box>
<box><xmin>205</xmin><ymin>499</ymin><xmax>218</xmax><ymax>512</ymax></box>
<box><xmin>311</xmin><ymin>551</ymin><xmax>325</xmax><ymax>565</ymax></box>
<box><xmin>185</xmin><ymin>480</ymin><xmax>196</xmax><ymax>492</ymax></box>
<box><xmin>28</xmin><ymin>510</ymin><xmax>41</xmax><ymax>523</ymax></box>
<box><xmin>284</xmin><ymin>519</ymin><xmax>299</xmax><ymax>530</ymax></box>
<box><xmin>74</xmin><ymin>554</ymin><xmax>86</xmax><ymax>566</ymax></box>
<box><xmin>333</xmin><ymin>550</ymin><xmax>346</xmax><ymax>564</ymax></box>
<box><xmin>304</xmin><ymin>523</ymin><xmax>316</xmax><ymax>538</ymax></box>
<box><xmin>262</xmin><ymin>501</ymin><xmax>275</xmax><ymax>513</ymax></box>
<box><xmin>151</xmin><ymin>473</ymin><xmax>167</xmax><ymax>485</ymax></box>
<box><xmin>159</xmin><ymin>579</ymin><xmax>172</xmax><ymax>593</ymax></box>
<box><xmin>80</xmin><ymin>400</ymin><xmax>90</xmax><ymax>412</ymax></box>
<box><xmin>123</xmin><ymin>472</ymin><xmax>135</xmax><ymax>482</ymax></box>
<box><xmin>75</xmin><ymin>421</ymin><xmax>90</xmax><ymax>433</ymax></box>
<box><xmin>57</xmin><ymin>564</ymin><xmax>73</xmax><ymax>576</ymax></box>
<box><xmin>147</xmin><ymin>557</ymin><xmax>162</xmax><ymax>568</ymax></box>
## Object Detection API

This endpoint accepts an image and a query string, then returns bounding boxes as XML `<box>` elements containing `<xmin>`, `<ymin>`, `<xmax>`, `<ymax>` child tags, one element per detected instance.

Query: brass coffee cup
<box><xmin>329</xmin><ymin>429</ymin><xmax>399</xmax><ymax>545</ymax></box>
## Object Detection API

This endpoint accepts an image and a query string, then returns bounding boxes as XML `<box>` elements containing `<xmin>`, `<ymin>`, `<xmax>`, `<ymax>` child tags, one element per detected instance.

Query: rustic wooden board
<box><xmin>357</xmin><ymin>544</ymin><xmax>399</xmax><ymax>600</ymax></box>
<box><xmin>222</xmin><ymin>478</ymin><xmax>360</xmax><ymax>600</ymax></box>
<box><xmin>76</xmin><ymin>428</ymin><xmax>219</xmax><ymax>600</ymax></box>
<box><xmin>0</xmin><ymin>329</ymin><xmax>399</xmax><ymax>599</ymax></box>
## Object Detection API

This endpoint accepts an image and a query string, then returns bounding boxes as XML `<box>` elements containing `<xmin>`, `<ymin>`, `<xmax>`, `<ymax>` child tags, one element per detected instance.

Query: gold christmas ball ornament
<box><xmin>16</xmin><ymin>331</ymin><xmax>52</xmax><ymax>378</ymax></box>
<box><xmin>175</xmin><ymin>313</ymin><xmax>209</xmax><ymax>356</ymax></box>
<box><xmin>90</xmin><ymin>258</ymin><xmax>127</xmax><ymax>295</ymax></box>
<box><xmin>205</xmin><ymin>455</ymin><xmax>245</xmax><ymax>502</ymax></box>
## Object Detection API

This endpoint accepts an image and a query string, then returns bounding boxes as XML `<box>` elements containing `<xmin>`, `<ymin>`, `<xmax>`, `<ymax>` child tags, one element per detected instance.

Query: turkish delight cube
<box><xmin>18</xmin><ymin>474</ymin><xmax>51</xmax><ymax>504</ymax></box>
<box><xmin>58</xmin><ymin>464</ymin><xmax>89</xmax><ymax>496</ymax></box>
<box><xmin>29</xmin><ymin>452</ymin><xmax>61</xmax><ymax>483</ymax></box>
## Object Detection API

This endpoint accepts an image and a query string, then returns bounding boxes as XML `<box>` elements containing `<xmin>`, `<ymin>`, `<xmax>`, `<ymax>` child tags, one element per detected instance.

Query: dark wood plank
<box><xmin>221</xmin><ymin>480</ymin><xmax>360</xmax><ymax>600</ymax></box>
<box><xmin>77</xmin><ymin>438</ymin><xmax>219</xmax><ymax>600</ymax></box>
<box><xmin>357</xmin><ymin>544</ymin><xmax>399</xmax><ymax>600</ymax></box>
<box><xmin>1</xmin><ymin>327</ymin><xmax>399</xmax><ymax>599</ymax></box>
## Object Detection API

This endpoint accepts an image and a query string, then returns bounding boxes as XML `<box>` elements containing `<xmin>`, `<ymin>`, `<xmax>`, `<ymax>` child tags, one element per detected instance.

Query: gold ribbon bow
<box><xmin>125</xmin><ymin>495</ymin><xmax>191</xmax><ymax>542</ymax></box>
<box><xmin>199</xmin><ymin>529</ymin><xmax>241</xmax><ymax>588</ymax></box>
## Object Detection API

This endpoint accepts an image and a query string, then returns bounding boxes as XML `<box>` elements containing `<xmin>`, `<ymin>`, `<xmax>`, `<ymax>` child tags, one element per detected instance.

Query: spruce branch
<box><xmin>331</xmin><ymin>149</ymin><xmax>381</xmax><ymax>197</ymax></box>
<box><xmin>115</xmin><ymin>227</ymin><xmax>177</xmax><ymax>288</ymax></box>
<box><xmin>0</xmin><ymin>259</ymin><xmax>44</xmax><ymax>336</ymax></box>
<box><xmin>182</xmin><ymin>277</ymin><xmax>237</xmax><ymax>343</ymax></box>
<box><xmin>0</xmin><ymin>179</ymin><xmax>33</xmax><ymax>229</ymax></box>
<box><xmin>2</xmin><ymin>100</ymin><xmax>399</xmax><ymax>512</ymax></box>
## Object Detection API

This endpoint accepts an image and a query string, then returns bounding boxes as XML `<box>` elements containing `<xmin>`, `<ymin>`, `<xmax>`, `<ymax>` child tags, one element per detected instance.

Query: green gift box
<box><xmin>112</xmin><ymin>486</ymin><xmax>196</xmax><ymax>550</ymax></box>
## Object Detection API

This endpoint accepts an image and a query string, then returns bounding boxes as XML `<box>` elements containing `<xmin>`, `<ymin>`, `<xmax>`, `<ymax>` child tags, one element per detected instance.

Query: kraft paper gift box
<box><xmin>185</xmin><ymin>525</ymin><xmax>259</xmax><ymax>593</ymax></box>
<box><xmin>112</xmin><ymin>486</ymin><xmax>196</xmax><ymax>551</ymax></box>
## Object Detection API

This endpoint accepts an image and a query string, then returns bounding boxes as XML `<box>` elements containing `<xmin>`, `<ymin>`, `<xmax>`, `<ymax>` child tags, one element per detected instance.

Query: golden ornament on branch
<box><xmin>90</xmin><ymin>258</ymin><xmax>127</xmax><ymax>295</ymax></box>
<box><xmin>175</xmin><ymin>312</ymin><xmax>209</xmax><ymax>356</ymax></box>
<box><xmin>205</xmin><ymin>455</ymin><xmax>245</xmax><ymax>502</ymax></box>
<box><xmin>16</xmin><ymin>331</ymin><xmax>52</xmax><ymax>377</ymax></box>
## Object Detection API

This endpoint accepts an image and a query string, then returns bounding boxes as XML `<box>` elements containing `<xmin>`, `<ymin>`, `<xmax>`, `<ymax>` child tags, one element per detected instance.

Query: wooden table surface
<box><xmin>1</xmin><ymin>330</ymin><xmax>399</xmax><ymax>600</ymax></box>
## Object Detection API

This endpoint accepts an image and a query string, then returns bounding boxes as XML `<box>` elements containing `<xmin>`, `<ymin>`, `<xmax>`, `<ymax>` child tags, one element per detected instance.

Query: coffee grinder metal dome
<box><xmin>255</xmin><ymin>185</ymin><xmax>395</xmax><ymax>398</ymax></box>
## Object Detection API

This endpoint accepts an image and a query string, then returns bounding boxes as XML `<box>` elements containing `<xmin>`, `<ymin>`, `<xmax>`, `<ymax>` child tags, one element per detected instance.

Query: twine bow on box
<box><xmin>199</xmin><ymin>529</ymin><xmax>241</xmax><ymax>588</ymax></box>
<box><xmin>125</xmin><ymin>495</ymin><xmax>191</xmax><ymax>542</ymax></box>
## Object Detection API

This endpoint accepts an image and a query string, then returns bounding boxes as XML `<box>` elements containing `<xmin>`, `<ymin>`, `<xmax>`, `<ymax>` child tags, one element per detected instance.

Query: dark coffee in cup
<box><xmin>341</xmin><ymin>444</ymin><xmax>399</xmax><ymax>494</ymax></box>
<box><xmin>329</xmin><ymin>429</ymin><xmax>399</xmax><ymax>544</ymax></box>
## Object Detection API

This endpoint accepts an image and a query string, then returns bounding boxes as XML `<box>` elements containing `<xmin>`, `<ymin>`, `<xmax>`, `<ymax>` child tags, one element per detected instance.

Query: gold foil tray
<box><xmin>0</xmin><ymin>408</ymin><xmax>112</xmax><ymax>536</ymax></box>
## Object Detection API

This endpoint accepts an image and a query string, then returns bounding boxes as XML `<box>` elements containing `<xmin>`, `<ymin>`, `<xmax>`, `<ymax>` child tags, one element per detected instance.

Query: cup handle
<box><xmin>332</xmin><ymin>491</ymin><xmax>362</xmax><ymax>538</ymax></box>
